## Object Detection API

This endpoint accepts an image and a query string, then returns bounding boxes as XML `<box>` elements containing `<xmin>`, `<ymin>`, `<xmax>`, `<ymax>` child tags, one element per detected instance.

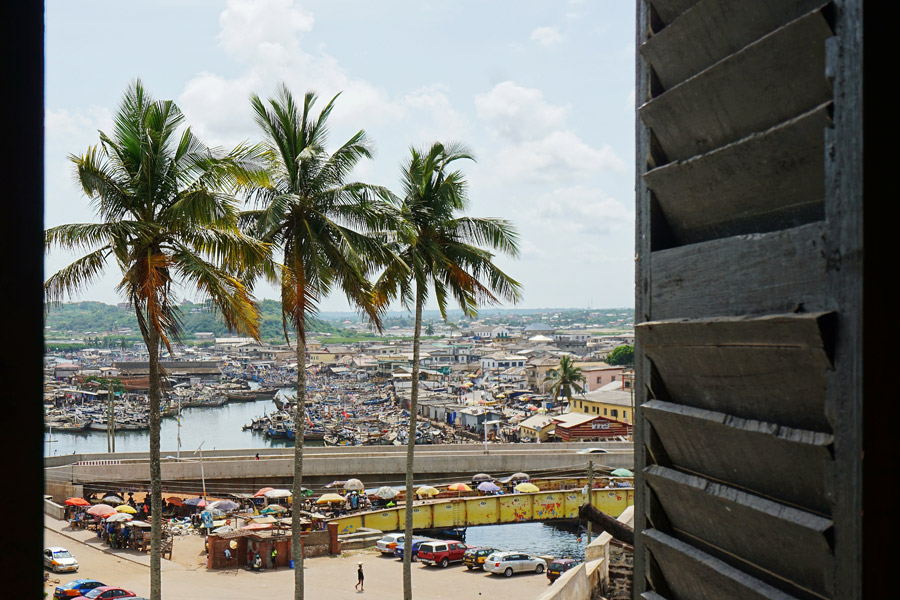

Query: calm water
<box><xmin>45</xmin><ymin>396</ymin><xmax>291</xmax><ymax>456</ymax></box>
<box><xmin>465</xmin><ymin>522</ymin><xmax>586</xmax><ymax>561</ymax></box>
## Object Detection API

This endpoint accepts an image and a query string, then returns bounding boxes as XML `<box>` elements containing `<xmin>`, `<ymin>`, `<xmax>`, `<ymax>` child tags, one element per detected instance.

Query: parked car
<box><xmin>547</xmin><ymin>558</ymin><xmax>580</xmax><ymax>583</ymax></box>
<box><xmin>54</xmin><ymin>579</ymin><xmax>106</xmax><ymax>600</ymax></box>
<box><xmin>393</xmin><ymin>537</ymin><xmax>434</xmax><ymax>561</ymax></box>
<box><xmin>375</xmin><ymin>533</ymin><xmax>406</xmax><ymax>555</ymax></box>
<box><xmin>417</xmin><ymin>540</ymin><xmax>471</xmax><ymax>567</ymax></box>
<box><xmin>72</xmin><ymin>587</ymin><xmax>136</xmax><ymax>600</ymax></box>
<box><xmin>576</xmin><ymin>447</ymin><xmax>608</xmax><ymax>454</ymax></box>
<box><xmin>462</xmin><ymin>546</ymin><xmax>498</xmax><ymax>570</ymax></box>
<box><xmin>44</xmin><ymin>547</ymin><xmax>79</xmax><ymax>573</ymax></box>
<box><xmin>483</xmin><ymin>551</ymin><xmax>547</xmax><ymax>577</ymax></box>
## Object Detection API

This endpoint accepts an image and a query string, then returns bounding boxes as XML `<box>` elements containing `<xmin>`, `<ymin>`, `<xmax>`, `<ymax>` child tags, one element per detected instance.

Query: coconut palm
<box><xmin>543</xmin><ymin>354</ymin><xmax>586</xmax><ymax>402</ymax></box>
<box><xmin>243</xmin><ymin>85</ymin><xmax>390</xmax><ymax>600</ymax></box>
<box><xmin>373</xmin><ymin>142</ymin><xmax>522</xmax><ymax>600</ymax></box>
<box><xmin>44</xmin><ymin>80</ymin><xmax>267</xmax><ymax>600</ymax></box>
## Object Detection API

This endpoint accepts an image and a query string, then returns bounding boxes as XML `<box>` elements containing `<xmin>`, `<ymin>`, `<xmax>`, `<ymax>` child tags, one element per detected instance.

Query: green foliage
<box><xmin>607</xmin><ymin>344</ymin><xmax>635</xmax><ymax>366</ymax></box>
<box><xmin>543</xmin><ymin>354</ymin><xmax>586</xmax><ymax>401</ymax></box>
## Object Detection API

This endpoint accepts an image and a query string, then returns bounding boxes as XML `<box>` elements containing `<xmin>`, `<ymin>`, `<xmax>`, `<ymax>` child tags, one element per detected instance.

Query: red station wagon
<box><xmin>417</xmin><ymin>540</ymin><xmax>471</xmax><ymax>568</ymax></box>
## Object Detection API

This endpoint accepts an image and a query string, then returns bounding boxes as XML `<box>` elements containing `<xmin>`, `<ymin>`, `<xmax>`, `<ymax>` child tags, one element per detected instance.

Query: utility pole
<box><xmin>196</xmin><ymin>441</ymin><xmax>207</xmax><ymax>502</ymax></box>
<box><xmin>587</xmin><ymin>460</ymin><xmax>594</xmax><ymax>544</ymax></box>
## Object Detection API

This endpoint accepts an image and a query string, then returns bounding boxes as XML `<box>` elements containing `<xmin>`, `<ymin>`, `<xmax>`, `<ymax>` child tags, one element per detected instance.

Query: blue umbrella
<box><xmin>477</xmin><ymin>481</ymin><xmax>501</xmax><ymax>492</ymax></box>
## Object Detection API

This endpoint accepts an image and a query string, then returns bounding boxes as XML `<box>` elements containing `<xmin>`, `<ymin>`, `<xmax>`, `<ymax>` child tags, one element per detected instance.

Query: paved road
<box><xmin>44</xmin><ymin>517</ymin><xmax>553</xmax><ymax>600</ymax></box>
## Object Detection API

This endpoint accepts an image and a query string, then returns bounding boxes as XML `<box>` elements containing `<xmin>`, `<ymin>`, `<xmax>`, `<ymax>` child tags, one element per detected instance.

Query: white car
<box><xmin>44</xmin><ymin>546</ymin><xmax>79</xmax><ymax>573</ymax></box>
<box><xmin>483</xmin><ymin>551</ymin><xmax>546</xmax><ymax>577</ymax></box>
<box><xmin>375</xmin><ymin>533</ymin><xmax>406</xmax><ymax>555</ymax></box>
<box><xmin>576</xmin><ymin>447</ymin><xmax>608</xmax><ymax>454</ymax></box>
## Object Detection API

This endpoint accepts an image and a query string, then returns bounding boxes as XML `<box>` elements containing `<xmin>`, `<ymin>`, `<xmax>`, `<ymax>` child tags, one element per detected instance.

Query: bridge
<box><xmin>329</xmin><ymin>486</ymin><xmax>635</xmax><ymax>534</ymax></box>
<box><xmin>44</xmin><ymin>442</ymin><xmax>634</xmax><ymax>501</ymax></box>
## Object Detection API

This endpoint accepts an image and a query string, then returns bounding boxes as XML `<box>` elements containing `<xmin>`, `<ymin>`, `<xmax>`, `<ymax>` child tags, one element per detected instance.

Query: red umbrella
<box><xmin>166</xmin><ymin>496</ymin><xmax>184</xmax><ymax>507</ymax></box>
<box><xmin>86</xmin><ymin>503</ymin><xmax>116</xmax><ymax>517</ymax></box>
<box><xmin>254</xmin><ymin>487</ymin><xmax>275</xmax><ymax>498</ymax></box>
<box><xmin>65</xmin><ymin>497</ymin><xmax>90</xmax><ymax>506</ymax></box>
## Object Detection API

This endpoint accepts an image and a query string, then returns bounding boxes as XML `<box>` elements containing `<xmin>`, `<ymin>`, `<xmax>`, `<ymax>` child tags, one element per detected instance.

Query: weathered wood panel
<box><xmin>643</xmin><ymin>529</ymin><xmax>802</xmax><ymax>600</ymax></box>
<box><xmin>639</xmin><ymin>9</ymin><xmax>832</xmax><ymax>163</ymax></box>
<box><xmin>637</xmin><ymin>314</ymin><xmax>833</xmax><ymax>432</ymax></box>
<box><xmin>644</xmin><ymin>104</ymin><xmax>829</xmax><ymax>245</ymax></box>
<box><xmin>642</xmin><ymin>400</ymin><xmax>833</xmax><ymax>513</ymax></box>
<box><xmin>645</xmin><ymin>466</ymin><xmax>833</xmax><ymax>597</ymax></box>
<box><xmin>642</xmin><ymin>0</ymin><xmax>828</xmax><ymax>90</ymax></box>
<box><xmin>648</xmin><ymin>0</ymin><xmax>699</xmax><ymax>27</ymax></box>
<box><xmin>650</xmin><ymin>223</ymin><xmax>827</xmax><ymax>319</ymax></box>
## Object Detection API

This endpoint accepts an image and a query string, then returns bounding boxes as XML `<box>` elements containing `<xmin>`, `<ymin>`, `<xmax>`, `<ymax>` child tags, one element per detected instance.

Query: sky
<box><xmin>45</xmin><ymin>0</ymin><xmax>637</xmax><ymax>313</ymax></box>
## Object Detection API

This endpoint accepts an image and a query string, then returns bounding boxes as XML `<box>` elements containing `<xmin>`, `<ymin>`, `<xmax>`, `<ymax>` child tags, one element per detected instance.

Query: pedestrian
<box><xmin>355</xmin><ymin>561</ymin><xmax>364</xmax><ymax>591</ymax></box>
<box><xmin>270</xmin><ymin>547</ymin><xmax>278</xmax><ymax>570</ymax></box>
<box><xmin>255</xmin><ymin>453</ymin><xmax>260</xmax><ymax>460</ymax></box>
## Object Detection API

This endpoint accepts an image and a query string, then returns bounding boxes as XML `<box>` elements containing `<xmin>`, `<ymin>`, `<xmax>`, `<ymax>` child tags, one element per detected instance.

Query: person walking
<box><xmin>355</xmin><ymin>561</ymin><xmax>364</xmax><ymax>591</ymax></box>
<box><xmin>270</xmin><ymin>547</ymin><xmax>278</xmax><ymax>571</ymax></box>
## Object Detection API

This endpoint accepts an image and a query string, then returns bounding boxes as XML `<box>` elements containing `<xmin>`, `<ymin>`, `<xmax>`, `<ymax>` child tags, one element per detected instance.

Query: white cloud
<box><xmin>530</xmin><ymin>26</ymin><xmax>564</xmax><ymax>47</ymax></box>
<box><xmin>474</xmin><ymin>81</ymin><xmax>568</xmax><ymax>143</ymax></box>
<box><xmin>402</xmin><ymin>86</ymin><xmax>470</xmax><ymax>144</ymax></box>
<box><xmin>475</xmin><ymin>82</ymin><xmax>625</xmax><ymax>183</ymax></box>
<box><xmin>217</xmin><ymin>0</ymin><xmax>314</xmax><ymax>63</ymax></box>
<box><xmin>532</xmin><ymin>186</ymin><xmax>633</xmax><ymax>234</ymax></box>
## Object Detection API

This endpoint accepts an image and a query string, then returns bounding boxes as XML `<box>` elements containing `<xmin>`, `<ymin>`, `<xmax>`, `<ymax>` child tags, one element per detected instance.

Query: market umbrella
<box><xmin>611</xmin><ymin>468</ymin><xmax>634</xmax><ymax>477</ymax></box>
<box><xmin>183</xmin><ymin>498</ymin><xmax>208</xmax><ymax>508</ymax></box>
<box><xmin>261</xmin><ymin>504</ymin><xmax>288</xmax><ymax>515</ymax></box>
<box><xmin>65</xmin><ymin>497</ymin><xmax>90</xmax><ymax>507</ymax></box>
<box><xmin>510</xmin><ymin>472</ymin><xmax>530</xmax><ymax>482</ymax></box>
<box><xmin>477</xmin><ymin>481</ymin><xmax>501</xmax><ymax>493</ymax></box>
<box><xmin>105</xmin><ymin>512</ymin><xmax>133</xmax><ymax>523</ymax></box>
<box><xmin>209</xmin><ymin>500</ymin><xmax>239</xmax><ymax>512</ymax></box>
<box><xmin>116</xmin><ymin>504</ymin><xmax>137</xmax><ymax>514</ymax></box>
<box><xmin>471</xmin><ymin>473</ymin><xmax>493</xmax><ymax>483</ymax></box>
<box><xmin>166</xmin><ymin>496</ymin><xmax>184</xmax><ymax>507</ymax></box>
<box><xmin>373</xmin><ymin>486</ymin><xmax>399</xmax><ymax>500</ymax></box>
<box><xmin>416</xmin><ymin>486</ymin><xmax>439</xmax><ymax>497</ymax></box>
<box><xmin>316</xmin><ymin>493</ymin><xmax>346</xmax><ymax>504</ymax></box>
<box><xmin>344</xmin><ymin>478</ymin><xmax>365</xmax><ymax>491</ymax></box>
<box><xmin>514</xmin><ymin>482</ymin><xmax>540</xmax><ymax>493</ymax></box>
<box><xmin>253</xmin><ymin>487</ymin><xmax>275</xmax><ymax>498</ymax></box>
<box><xmin>102</xmin><ymin>495</ymin><xmax>124</xmax><ymax>505</ymax></box>
<box><xmin>87</xmin><ymin>504</ymin><xmax>116</xmax><ymax>517</ymax></box>
<box><xmin>447</xmin><ymin>483</ymin><xmax>472</xmax><ymax>492</ymax></box>
<box><xmin>264</xmin><ymin>488</ymin><xmax>292</xmax><ymax>499</ymax></box>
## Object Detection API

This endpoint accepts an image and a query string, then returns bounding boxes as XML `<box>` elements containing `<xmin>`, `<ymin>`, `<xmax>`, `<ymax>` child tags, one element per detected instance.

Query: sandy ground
<box><xmin>44</xmin><ymin>517</ymin><xmax>550</xmax><ymax>600</ymax></box>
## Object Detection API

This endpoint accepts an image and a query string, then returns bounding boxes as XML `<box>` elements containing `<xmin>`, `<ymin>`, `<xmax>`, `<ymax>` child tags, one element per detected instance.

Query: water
<box><xmin>465</xmin><ymin>522</ymin><xmax>586</xmax><ymax>561</ymax></box>
<box><xmin>45</xmin><ymin>396</ymin><xmax>292</xmax><ymax>456</ymax></box>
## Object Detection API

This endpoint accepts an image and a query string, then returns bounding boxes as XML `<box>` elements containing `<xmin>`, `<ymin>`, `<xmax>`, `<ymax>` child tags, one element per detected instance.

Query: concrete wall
<box><xmin>44</xmin><ymin>497</ymin><xmax>66</xmax><ymax>520</ymax></box>
<box><xmin>46</xmin><ymin>443</ymin><xmax>635</xmax><ymax>499</ymax></box>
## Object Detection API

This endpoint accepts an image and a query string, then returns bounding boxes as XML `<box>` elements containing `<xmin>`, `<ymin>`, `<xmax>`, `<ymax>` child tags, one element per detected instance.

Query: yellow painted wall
<box><xmin>329</xmin><ymin>487</ymin><xmax>635</xmax><ymax>533</ymax></box>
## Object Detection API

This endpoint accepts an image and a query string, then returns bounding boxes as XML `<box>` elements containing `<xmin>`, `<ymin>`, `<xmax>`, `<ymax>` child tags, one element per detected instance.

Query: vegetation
<box><xmin>543</xmin><ymin>354</ymin><xmax>587</xmax><ymax>401</ymax></box>
<box><xmin>242</xmin><ymin>86</ymin><xmax>389</xmax><ymax>600</ymax></box>
<box><xmin>373</xmin><ymin>142</ymin><xmax>521</xmax><ymax>600</ymax></box>
<box><xmin>607</xmin><ymin>344</ymin><xmax>635</xmax><ymax>366</ymax></box>
<box><xmin>44</xmin><ymin>80</ymin><xmax>266</xmax><ymax>600</ymax></box>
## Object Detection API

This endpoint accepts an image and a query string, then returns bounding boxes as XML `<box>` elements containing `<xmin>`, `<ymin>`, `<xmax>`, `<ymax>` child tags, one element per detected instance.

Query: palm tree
<box><xmin>44</xmin><ymin>80</ymin><xmax>267</xmax><ymax>600</ymax></box>
<box><xmin>374</xmin><ymin>142</ymin><xmax>522</xmax><ymax>600</ymax></box>
<box><xmin>543</xmin><ymin>354</ymin><xmax>586</xmax><ymax>402</ymax></box>
<box><xmin>243</xmin><ymin>85</ymin><xmax>390</xmax><ymax>600</ymax></box>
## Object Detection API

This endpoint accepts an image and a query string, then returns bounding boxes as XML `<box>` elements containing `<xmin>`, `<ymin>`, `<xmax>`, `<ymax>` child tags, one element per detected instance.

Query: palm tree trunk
<box><xmin>293</xmin><ymin>318</ymin><xmax>307</xmax><ymax>600</ymax></box>
<box><xmin>148</xmin><ymin>327</ymin><xmax>162</xmax><ymax>600</ymax></box>
<box><xmin>403</xmin><ymin>285</ymin><xmax>424</xmax><ymax>600</ymax></box>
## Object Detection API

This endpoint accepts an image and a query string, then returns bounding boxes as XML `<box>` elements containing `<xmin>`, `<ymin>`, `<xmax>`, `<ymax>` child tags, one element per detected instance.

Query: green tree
<box><xmin>243</xmin><ymin>85</ymin><xmax>388</xmax><ymax>600</ymax></box>
<box><xmin>607</xmin><ymin>344</ymin><xmax>635</xmax><ymax>366</ymax></box>
<box><xmin>543</xmin><ymin>354</ymin><xmax>586</xmax><ymax>401</ymax></box>
<box><xmin>374</xmin><ymin>142</ymin><xmax>521</xmax><ymax>600</ymax></box>
<box><xmin>44</xmin><ymin>80</ymin><xmax>267</xmax><ymax>600</ymax></box>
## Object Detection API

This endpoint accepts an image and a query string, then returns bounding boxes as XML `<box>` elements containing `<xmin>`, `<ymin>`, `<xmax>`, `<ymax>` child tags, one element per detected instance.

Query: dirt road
<box><xmin>44</xmin><ymin>521</ymin><xmax>550</xmax><ymax>599</ymax></box>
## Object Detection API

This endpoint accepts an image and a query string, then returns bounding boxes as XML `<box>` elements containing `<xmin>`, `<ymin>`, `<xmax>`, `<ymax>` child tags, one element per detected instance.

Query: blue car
<box><xmin>53</xmin><ymin>579</ymin><xmax>106</xmax><ymax>600</ymax></box>
<box><xmin>393</xmin><ymin>537</ymin><xmax>434</xmax><ymax>562</ymax></box>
